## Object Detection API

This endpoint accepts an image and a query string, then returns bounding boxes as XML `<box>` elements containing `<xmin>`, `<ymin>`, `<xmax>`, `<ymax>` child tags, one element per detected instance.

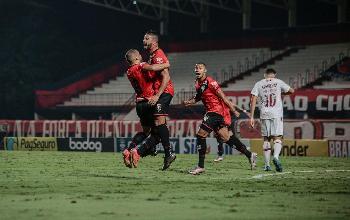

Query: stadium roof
<box><xmin>78</xmin><ymin>0</ymin><xmax>347</xmax><ymax>34</ymax></box>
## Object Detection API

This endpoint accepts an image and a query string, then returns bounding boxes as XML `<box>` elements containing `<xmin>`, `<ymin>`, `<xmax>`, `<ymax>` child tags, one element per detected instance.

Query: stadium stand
<box><xmin>63</xmin><ymin>75</ymin><xmax>134</xmax><ymax>106</ymax></box>
<box><xmin>60</xmin><ymin>42</ymin><xmax>350</xmax><ymax>107</ymax></box>
<box><xmin>313</xmin><ymin>79</ymin><xmax>350</xmax><ymax>89</ymax></box>
<box><xmin>313</xmin><ymin>56</ymin><xmax>350</xmax><ymax>89</ymax></box>
<box><xmin>33</xmin><ymin>29</ymin><xmax>350</xmax><ymax>119</ymax></box>
<box><xmin>62</xmin><ymin>47</ymin><xmax>280</xmax><ymax>106</ymax></box>
<box><xmin>167</xmin><ymin>48</ymin><xmax>280</xmax><ymax>90</ymax></box>
<box><xmin>222</xmin><ymin>43</ymin><xmax>350</xmax><ymax>91</ymax></box>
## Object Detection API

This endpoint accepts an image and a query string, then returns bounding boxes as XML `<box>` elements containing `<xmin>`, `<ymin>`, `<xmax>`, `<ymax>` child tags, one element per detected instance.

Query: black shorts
<box><xmin>200</xmin><ymin>112</ymin><xmax>228</xmax><ymax>133</ymax></box>
<box><xmin>153</xmin><ymin>93</ymin><xmax>173</xmax><ymax>116</ymax></box>
<box><xmin>136</xmin><ymin>101</ymin><xmax>155</xmax><ymax>127</ymax></box>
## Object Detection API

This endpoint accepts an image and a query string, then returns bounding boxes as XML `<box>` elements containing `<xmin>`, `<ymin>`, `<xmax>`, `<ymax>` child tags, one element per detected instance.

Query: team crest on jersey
<box><xmin>200</xmin><ymin>80</ymin><xmax>208</xmax><ymax>92</ymax></box>
<box><xmin>203</xmin><ymin>114</ymin><xmax>209</xmax><ymax>121</ymax></box>
<box><xmin>200</xmin><ymin>85</ymin><xmax>206</xmax><ymax>92</ymax></box>
<box><xmin>156</xmin><ymin>104</ymin><xmax>162</xmax><ymax>112</ymax></box>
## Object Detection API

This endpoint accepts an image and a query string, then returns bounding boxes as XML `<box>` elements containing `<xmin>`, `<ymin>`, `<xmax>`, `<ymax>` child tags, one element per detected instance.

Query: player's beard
<box><xmin>143</xmin><ymin>43</ymin><xmax>151</xmax><ymax>50</ymax></box>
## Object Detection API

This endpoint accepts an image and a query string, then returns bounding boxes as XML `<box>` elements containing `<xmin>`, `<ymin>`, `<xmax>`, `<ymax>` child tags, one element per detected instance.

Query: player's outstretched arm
<box><xmin>282</xmin><ymin>87</ymin><xmax>295</xmax><ymax>95</ymax></box>
<box><xmin>183</xmin><ymin>98</ymin><xmax>197</xmax><ymax>107</ymax></box>
<box><xmin>216</xmin><ymin>89</ymin><xmax>240</xmax><ymax>117</ymax></box>
<box><xmin>184</xmin><ymin>88</ymin><xmax>202</xmax><ymax>107</ymax></box>
<box><xmin>250</xmin><ymin>95</ymin><xmax>257</xmax><ymax>127</ymax></box>
<box><xmin>233</xmin><ymin>104</ymin><xmax>251</xmax><ymax>118</ymax></box>
<box><xmin>142</xmin><ymin>62</ymin><xmax>170</xmax><ymax>71</ymax></box>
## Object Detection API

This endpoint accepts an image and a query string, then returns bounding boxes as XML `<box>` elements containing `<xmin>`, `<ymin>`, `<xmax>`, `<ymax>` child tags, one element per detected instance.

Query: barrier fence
<box><xmin>0</xmin><ymin>119</ymin><xmax>349</xmax><ymax>140</ymax></box>
<box><xmin>2</xmin><ymin>137</ymin><xmax>348</xmax><ymax>157</ymax></box>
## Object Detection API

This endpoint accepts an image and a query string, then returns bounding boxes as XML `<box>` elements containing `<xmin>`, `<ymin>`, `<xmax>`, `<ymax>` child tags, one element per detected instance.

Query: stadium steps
<box><xmin>222</xmin><ymin>43</ymin><xmax>350</xmax><ymax>91</ymax></box>
<box><xmin>300</xmin><ymin>57</ymin><xmax>348</xmax><ymax>89</ymax></box>
<box><xmin>220</xmin><ymin>47</ymin><xmax>303</xmax><ymax>88</ymax></box>
<box><xmin>313</xmin><ymin>80</ymin><xmax>350</xmax><ymax>89</ymax></box>
<box><xmin>61</xmin><ymin>74</ymin><xmax>134</xmax><ymax>106</ymax></box>
<box><xmin>309</xmin><ymin>57</ymin><xmax>350</xmax><ymax>89</ymax></box>
<box><xmin>167</xmin><ymin>47</ymin><xmax>277</xmax><ymax>91</ymax></box>
<box><xmin>61</xmin><ymin>47</ymin><xmax>275</xmax><ymax>107</ymax></box>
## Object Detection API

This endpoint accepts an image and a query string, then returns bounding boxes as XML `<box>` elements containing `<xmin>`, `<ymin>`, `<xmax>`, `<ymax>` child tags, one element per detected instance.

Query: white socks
<box><xmin>273</xmin><ymin>139</ymin><xmax>282</xmax><ymax>160</ymax></box>
<box><xmin>263</xmin><ymin>141</ymin><xmax>271</xmax><ymax>167</ymax></box>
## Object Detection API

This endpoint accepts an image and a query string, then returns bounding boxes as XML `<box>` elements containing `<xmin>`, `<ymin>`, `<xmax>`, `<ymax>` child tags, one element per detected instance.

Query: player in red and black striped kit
<box><xmin>183</xmin><ymin>63</ymin><xmax>257</xmax><ymax>175</ymax></box>
<box><xmin>123</xmin><ymin>49</ymin><xmax>170</xmax><ymax>168</ymax></box>
<box><xmin>141</xmin><ymin>30</ymin><xmax>176</xmax><ymax>170</ymax></box>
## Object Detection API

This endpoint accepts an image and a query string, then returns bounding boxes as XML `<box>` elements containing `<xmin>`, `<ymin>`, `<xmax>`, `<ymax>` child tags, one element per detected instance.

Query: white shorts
<box><xmin>261</xmin><ymin>118</ymin><xmax>283</xmax><ymax>137</ymax></box>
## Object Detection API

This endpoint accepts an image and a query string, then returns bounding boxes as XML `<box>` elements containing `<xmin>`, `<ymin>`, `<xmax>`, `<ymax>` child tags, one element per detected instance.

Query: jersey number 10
<box><xmin>264</xmin><ymin>93</ymin><xmax>276</xmax><ymax>107</ymax></box>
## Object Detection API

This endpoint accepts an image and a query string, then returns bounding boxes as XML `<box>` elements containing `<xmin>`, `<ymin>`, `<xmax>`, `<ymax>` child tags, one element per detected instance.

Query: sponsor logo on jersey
<box><xmin>156</xmin><ymin>57</ymin><xmax>163</xmax><ymax>64</ymax></box>
<box><xmin>210</xmin><ymin>81</ymin><xmax>219</xmax><ymax>89</ymax></box>
<box><xmin>156</xmin><ymin>104</ymin><xmax>162</xmax><ymax>113</ymax></box>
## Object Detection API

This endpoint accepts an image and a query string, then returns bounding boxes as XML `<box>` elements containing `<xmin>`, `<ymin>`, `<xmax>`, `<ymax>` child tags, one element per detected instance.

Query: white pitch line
<box><xmin>251</xmin><ymin>169</ymin><xmax>350</xmax><ymax>179</ymax></box>
<box><xmin>325</xmin><ymin>170</ymin><xmax>350</xmax><ymax>172</ymax></box>
<box><xmin>252</xmin><ymin>172</ymin><xmax>291</xmax><ymax>179</ymax></box>
<box><xmin>298</xmin><ymin>170</ymin><xmax>315</xmax><ymax>173</ymax></box>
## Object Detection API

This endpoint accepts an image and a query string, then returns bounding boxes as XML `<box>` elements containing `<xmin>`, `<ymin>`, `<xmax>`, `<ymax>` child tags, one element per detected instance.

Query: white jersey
<box><xmin>251</xmin><ymin>78</ymin><xmax>290</xmax><ymax>119</ymax></box>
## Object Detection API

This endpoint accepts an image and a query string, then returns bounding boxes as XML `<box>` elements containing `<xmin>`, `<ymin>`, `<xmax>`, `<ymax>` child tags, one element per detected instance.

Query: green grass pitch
<box><xmin>1</xmin><ymin>151</ymin><xmax>350</xmax><ymax>220</ymax></box>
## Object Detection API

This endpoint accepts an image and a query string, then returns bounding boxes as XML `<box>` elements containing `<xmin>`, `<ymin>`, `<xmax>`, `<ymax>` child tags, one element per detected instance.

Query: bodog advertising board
<box><xmin>57</xmin><ymin>138</ymin><xmax>115</xmax><ymax>152</ymax></box>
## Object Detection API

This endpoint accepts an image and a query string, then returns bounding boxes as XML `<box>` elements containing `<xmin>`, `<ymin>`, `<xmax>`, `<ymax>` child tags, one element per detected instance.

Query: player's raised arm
<box><xmin>141</xmin><ymin>62</ymin><xmax>170</xmax><ymax>71</ymax></box>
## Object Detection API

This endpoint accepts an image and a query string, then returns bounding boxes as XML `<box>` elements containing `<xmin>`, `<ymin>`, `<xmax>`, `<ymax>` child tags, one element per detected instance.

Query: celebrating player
<box><xmin>123</xmin><ymin>49</ymin><xmax>170</xmax><ymax>168</ymax></box>
<box><xmin>142</xmin><ymin>30</ymin><xmax>176</xmax><ymax>170</ymax></box>
<box><xmin>250</xmin><ymin>68</ymin><xmax>294</xmax><ymax>172</ymax></box>
<box><xmin>183</xmin><ymin>63</ymin><xmax>257</xmax><ymax>175</ymax></box>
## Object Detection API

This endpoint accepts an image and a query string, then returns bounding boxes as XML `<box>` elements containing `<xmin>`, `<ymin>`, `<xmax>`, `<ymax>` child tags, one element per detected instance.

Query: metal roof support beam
<box><xmin>200</xmin><ymin>0</ymin><xmax>210</xmax><ymax>33</ymax></box>
<box><xmin>159</xmin><ymin>0</ymin><xmax>169</xmax><ymax>35</ymax></box>
<box><xmin>253</xmin><ymin>0</ymin><xmax>288</xmax><ymax>10</ymax></box>
<box><xmin>242</xmin><ymin>0</ymin><xmax>251</xmax><ymax>29</ymax></box>
<box><xmin>317</xmin><ymin>0</ymin><xmax>337</xmax><ymax>5</ymax></box>
<box><xmin>79</xmin><ymin>0</ymin><xmax>202</xmax><ymax>19</ymax></box>
<box><xmin>79</xmin><ymin>0</ymin><xmax>162</xmax><ymax>20</ymax></box>
<box><xmin>337</xmin><ymin>0</ymin><xmax>347</xmax><ymax>23</ymax></box>
<box><xmin>189</xmin><ymin>0</ymin><xmax>242</xmax><ymax>13</ymax></box>
<box><xmin>288</xmin><ymin>0</ymin><xmax>296</xmax><ymax>27</ymax></box>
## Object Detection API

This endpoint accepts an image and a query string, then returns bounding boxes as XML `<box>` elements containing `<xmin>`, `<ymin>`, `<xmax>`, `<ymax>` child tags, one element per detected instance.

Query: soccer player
<box><xmin>183</xmin><ymin>63</ymin><xmax>257</xmax><ymax>175</ymax></box>
<box><xmin>142</xmin><ymin>30</ymin><xmax>176</xmax><ymax>170</ymax></box>
<box><xmin>250</xmin><ymin>68</ymin><xmax>294</xmax><ymax>172</ymax></box>
<box><xmin>123</xmin><ymin>49</ymin><xmax>170</xmax><ymax>168</ymax></box>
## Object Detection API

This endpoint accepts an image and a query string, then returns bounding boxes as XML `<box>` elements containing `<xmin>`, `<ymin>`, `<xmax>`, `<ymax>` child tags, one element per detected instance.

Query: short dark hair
<box><xmin>145</xmin><ymin>29</ymin><xmax>158</xmax><ymax>36</ymax></box>
<box><xmin>125</xmin><ymin>49</ymin><xmax>138</xmax><ymax>64</ymax></box>
<box><xmin>265</xmin><ymin>68</ymin><xmax>276</xmax><ymax>74</ymax></box>
<box><xmin>196</xmin><ymin>62</ymin><xmax>207</xmax><ymax>67</ymax></box>
<box><xmin>145</xmin><ymin>29</ymin><xmax>159</xmax><ymax>41</ymax></box>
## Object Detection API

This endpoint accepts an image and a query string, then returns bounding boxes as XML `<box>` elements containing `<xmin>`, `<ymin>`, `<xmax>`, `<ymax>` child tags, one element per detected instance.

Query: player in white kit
<box><xmin>250</xmin><ymin>68</ymin><xmax>294</xmax><ymax>172</ymax></box>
